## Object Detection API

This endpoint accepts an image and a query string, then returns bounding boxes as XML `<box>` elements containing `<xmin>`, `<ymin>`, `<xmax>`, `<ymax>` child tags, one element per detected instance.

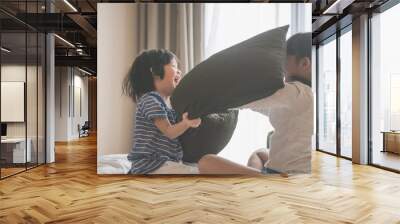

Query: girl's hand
<box><xmin>182</xmin><ymin>112</ymin><xmax>201</xmax><ymax>128</ymax></box>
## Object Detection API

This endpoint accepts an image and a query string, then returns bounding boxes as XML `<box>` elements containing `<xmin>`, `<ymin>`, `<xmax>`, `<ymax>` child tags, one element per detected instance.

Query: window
<box><xmin>204</xmin><ymin>3</ymin><xmax>292</xmax><ymax>59</ymax></box>
<box><xmin>317</xmin><ymin>36</ymin><xmax>337</xmax><ymax>155</ymax></box>
<box><xmin>390</xmin><ymin>74</ymin><xmax>400</xmax><ymax>130</ymax></box>
<box><xmin>370</xmin><ymin>3</ymin><xmax>400</xmax><ymax>171</ymax></box>
<box><xmin>340</xmin><ymin>28</ymin><xmax>352</xmax><ymax>158</ymax></box>
<box><xmin>0</xmin><ymin>2</ymin><xmax>47</xmax><ymax>179</ymax></box>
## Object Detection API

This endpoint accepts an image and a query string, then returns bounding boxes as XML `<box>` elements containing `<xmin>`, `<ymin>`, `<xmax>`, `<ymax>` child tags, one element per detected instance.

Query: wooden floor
<box><xmin>1</xmin><ymin>135</ymin><xmax>400</xmax><ymax>223</ymax></box>
<box><xmin>372</xmin><ymin>150</ymin><xmax>400</xmax><ymax>171</ymax></box>
<box><xmin>1</xmin><ymin>163</ymin><xmax>45</xmax><ymax>178</ymax></box>
<box><xmin>1</xmin><ymin>167</ymin><xmax>26</xmax><ymax>178</ymax></box>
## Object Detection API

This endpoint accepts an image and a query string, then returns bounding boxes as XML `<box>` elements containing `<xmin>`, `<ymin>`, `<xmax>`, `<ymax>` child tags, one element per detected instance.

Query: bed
<box><xmin>97</xmin><ymin>110</ymin><xmax>273</xmax><ymax>174</ymax></box>
<box><xmin>97</xmin><ymin>154</ymin><xmax>132</xmax><ymax>174</ymax></box>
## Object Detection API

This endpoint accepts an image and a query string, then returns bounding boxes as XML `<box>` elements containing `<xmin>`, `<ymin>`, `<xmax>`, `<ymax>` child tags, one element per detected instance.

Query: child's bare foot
<box><xmin>280</xmin><ymin>173</ymin><xmax>289</xmax><ymax>178</ymax></box>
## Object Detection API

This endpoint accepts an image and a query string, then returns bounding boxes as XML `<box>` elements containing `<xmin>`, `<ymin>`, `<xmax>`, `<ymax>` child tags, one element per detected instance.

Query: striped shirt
<box><xmin>127</xmin><ymin>91</ymin><xmax>183</xmax><ymax>174</ymax></box>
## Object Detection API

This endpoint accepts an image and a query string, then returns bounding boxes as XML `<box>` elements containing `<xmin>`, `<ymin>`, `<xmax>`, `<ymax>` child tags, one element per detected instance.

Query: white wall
<box><xmin>72</xmin><ymin>72</ymin><xmax>89</xmax><ymax>138</ymax></box>
<box><xmin>55</xmin><ymin>67</ymin><xmax>89</xmax><ymax>141</ymax></box>
<box><xmin>55</xmin><ymin>67</ymin><xmax>69</xmax><ymax>141</ymax></box>
<box><xmin>1</xmin><ymin>65</ymin><xmax>38</xmax><ymax>138</ymax></box>
<box><xmin>1</xmin><ymin>64</ymin><xmax>46</xmax><ymax>163</ymax></box>
<box><xmin>98</xmin><ymin>4</ymin><xmax>136</xmax><ymax>156</ymax></box>
<box><xmin>1</xmin><ymin>82</ymin><xmax>25</xmax><ymax>122</ymax></box>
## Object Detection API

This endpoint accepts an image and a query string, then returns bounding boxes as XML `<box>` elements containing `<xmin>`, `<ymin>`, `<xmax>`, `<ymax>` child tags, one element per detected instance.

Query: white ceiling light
<box><xmin>63</xmin><ymin>0</ymin><xmax>78</xmax><ymax>12</ymax></box>
<box><xmin>76</xmin><ymin>48</ymin><xmax>85</xmax><ymax>55</ymax></box>
<box><xmin>54</xmin><ymin>34</ymin><xmax>75</xmax><ymax>48</ymax></box>
<box><xmin>78</xmin><ymin>67</ymin><xmax>93</xmax><ymax>76</ymax></box>
<box><xmin>323</xmin><ymin>0</ymin><xmax>354</xmax><ymax>15</ymax></box>
<box><xmin>1</xmin><ymin>47</ymin><xmax>11</xmax><ymax>53</ymax></box>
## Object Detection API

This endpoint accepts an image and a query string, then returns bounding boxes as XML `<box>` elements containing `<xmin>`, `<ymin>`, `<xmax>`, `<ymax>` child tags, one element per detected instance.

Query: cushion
<box><xmin>171</xmin><ymin>25</ymin><xmax>288</xmax><ymax>119</ymax></box>
<box><xmin>180</xmin><ymin>110</ymin><xmax>238</xmax><ymax>163</ymax></box>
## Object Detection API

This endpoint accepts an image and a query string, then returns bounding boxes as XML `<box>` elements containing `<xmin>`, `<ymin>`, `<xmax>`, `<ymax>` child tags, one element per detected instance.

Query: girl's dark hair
<box><xmin>122</xmin><ymin>49</ymin><xmax>176</xmax><ymax>102</ymax></box>
<box><xmin>286</xmin><ymin>32</ymin><xmax>311</xmax><ymax>61</ymax></box>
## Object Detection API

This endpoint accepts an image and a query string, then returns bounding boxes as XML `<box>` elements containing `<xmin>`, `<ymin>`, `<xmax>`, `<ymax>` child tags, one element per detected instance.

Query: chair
<box><xmin>79</xmin><ymin>121</ymin><xmax>90</xmax><ymax>138</ymax></box>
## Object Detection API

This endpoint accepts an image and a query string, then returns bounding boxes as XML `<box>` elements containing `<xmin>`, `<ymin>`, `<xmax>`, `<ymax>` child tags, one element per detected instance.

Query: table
<box><xmin>1</xmin><ymin>138</ymin><xmax>32</xmax><ymax>164</ymax></box>
<box><xmin>381</xmin><ymin>131</ymin><xmax>400</xmax><ymax>154</ymax></box>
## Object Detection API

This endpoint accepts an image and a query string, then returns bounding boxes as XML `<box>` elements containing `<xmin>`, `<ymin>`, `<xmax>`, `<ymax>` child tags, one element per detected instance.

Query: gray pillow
<box><xmin>180</xmin><ymin>110</ymin><xmax>238</xmax><ymax>163</ymax></box>
<box><xmin>171</xmin><ymin>25</ymin><xmax>288</xmax><ymax>119</ymax></box>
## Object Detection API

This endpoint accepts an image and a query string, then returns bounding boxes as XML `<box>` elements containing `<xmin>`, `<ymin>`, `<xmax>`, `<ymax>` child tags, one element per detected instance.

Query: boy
<box><xmin>198</xmin><ymin>32</ymin><xmax>313</xmax><ymax>175</ymax></box>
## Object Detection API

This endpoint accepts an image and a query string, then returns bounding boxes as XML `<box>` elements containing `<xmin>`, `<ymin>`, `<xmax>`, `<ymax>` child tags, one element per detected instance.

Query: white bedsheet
<box><xmin>97</xmin><ymin>154</ymin><xmax>131</xmax><ymax>174</ymax></box>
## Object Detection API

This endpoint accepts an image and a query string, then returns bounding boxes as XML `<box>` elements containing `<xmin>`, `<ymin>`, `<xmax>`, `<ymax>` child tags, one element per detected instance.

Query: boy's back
<box><xmin>267</xmin><ymin>81</ymin><xmax>313</xmax><ymax>173</ymax></box>
<box><xmin>242</xmin><ymin>81</ymin><xmax>313</xmax><ymax>173</ymax></box>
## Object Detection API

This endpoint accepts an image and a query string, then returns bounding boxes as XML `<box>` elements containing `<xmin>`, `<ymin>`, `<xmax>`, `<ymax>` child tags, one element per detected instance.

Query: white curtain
<box><xmin>203</xmin><ymin>3</ymin><xmax>312</xmax><ymax>165</ymax></box>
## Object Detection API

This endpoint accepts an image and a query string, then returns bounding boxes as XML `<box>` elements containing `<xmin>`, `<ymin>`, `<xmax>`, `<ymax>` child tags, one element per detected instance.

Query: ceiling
<box><xmin>0</xmin><ymin>0</ymin><xmax>145</xmax><ymax>74</ymax></box>
<box><xmin>0</xmin><ymin>0</ymin><xmax>100</xmax><ymax>74</ymax></box>
<box><xmin>1</xmin><ymin>0</ymin><xmax>395</xmax><ymax>75</ymax></box>
<box><xmin>311</xmin><ymin>0</ymin><xmax>390</xmax><ymax>44</ymax></box>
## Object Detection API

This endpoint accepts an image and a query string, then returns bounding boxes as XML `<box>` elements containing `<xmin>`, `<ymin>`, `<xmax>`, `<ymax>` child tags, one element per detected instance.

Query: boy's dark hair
<box><xmin>123</xmin><ymin>49</ymin><xmax>176</xmax><ymax>102</ymax></box>
<box><xmin>286</xmin><ymin>32</ymin><xmax>311</xmax><ymax>61</ymax></box>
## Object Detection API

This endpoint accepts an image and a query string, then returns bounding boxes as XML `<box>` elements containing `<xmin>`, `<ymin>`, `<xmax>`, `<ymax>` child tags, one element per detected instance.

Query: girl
<box><xmin>123</xmin><ymin>49</ymin><xmax>201</xmax><ymax>174</ymax></box>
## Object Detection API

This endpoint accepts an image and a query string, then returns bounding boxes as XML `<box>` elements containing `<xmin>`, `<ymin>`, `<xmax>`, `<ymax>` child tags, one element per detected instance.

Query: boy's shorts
<box><xmin>261</xmin><ymin>166</ymin><xmax>280</xmax><ymax>174</ymax></box>
<box><xmin>149</xmin><ymin>161</ymin><xmax>199</xmax><ymax>174</ymax></box>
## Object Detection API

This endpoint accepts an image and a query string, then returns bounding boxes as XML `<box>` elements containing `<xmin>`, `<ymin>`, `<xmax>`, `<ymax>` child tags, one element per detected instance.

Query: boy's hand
<box><xmin>182</xmin><ymin>112</ymin><xmax>201</xmax><ymax>128</ymax></box>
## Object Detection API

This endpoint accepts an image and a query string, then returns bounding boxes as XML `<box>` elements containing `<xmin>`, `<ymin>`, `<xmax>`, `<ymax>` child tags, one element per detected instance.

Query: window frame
<box><xmin>0</xmin><ymin>0</ymin><xmax>48</xmax><ymax>180</ymax></box>
<box><xmin>315</xmin><ymin>24</ymin><xmax>353</xmax><ymax>161</ymax></box>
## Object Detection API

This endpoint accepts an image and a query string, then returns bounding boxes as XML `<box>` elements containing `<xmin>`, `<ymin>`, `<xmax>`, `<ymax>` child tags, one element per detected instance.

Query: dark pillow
<box><xmin>171</xmin><ymin>25</ymin><xmax>288</xmax><ymax>119</ymax></box>
<box><xmin>180</xmin><ymin>110</ymin><xmax>238</xmax><ymax>163</ymax></box>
